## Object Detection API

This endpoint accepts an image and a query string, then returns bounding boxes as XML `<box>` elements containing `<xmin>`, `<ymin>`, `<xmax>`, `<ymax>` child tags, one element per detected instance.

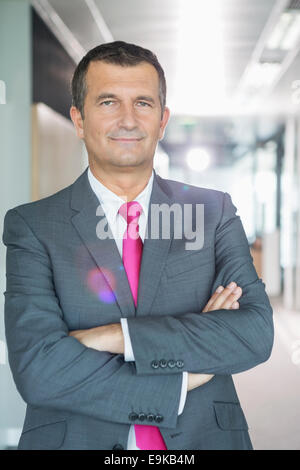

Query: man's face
<box><xmin>71</xmin><ymin>61</ymin><xmax>170</xmax><ymax>172</ymax></box>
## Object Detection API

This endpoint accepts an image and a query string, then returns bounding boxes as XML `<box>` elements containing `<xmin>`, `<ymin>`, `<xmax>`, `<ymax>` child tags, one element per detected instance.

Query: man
<box><xmin>3</xmin><ymin>41</ymin><xmax>273</xmax><ymax>450</ymax></box>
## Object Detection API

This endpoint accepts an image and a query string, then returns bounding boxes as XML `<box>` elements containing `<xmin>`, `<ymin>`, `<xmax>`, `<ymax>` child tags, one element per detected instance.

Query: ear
<box><xmin>70</xmin><ymin>106</ymin><xmax>84</xmax><ymax>139</ymax></box>
<box><xmin>158</xmin><ymin>106</ymin><xmax>170</xmax><ymax>141</ymax></box>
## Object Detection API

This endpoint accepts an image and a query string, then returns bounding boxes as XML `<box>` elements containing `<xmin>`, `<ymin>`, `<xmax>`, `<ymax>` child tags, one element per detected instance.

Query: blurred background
<box><xmin>1</xmin><ymin>0</ymin><xmax>300</xmax><ymax>449</ymax></box>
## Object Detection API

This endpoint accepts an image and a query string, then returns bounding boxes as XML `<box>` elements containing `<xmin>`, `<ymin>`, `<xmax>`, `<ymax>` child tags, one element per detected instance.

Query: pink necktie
<box><xmin>118</xmin><ymin>201</ymin><xmax>167</xmax><ymax>450</ymax></box>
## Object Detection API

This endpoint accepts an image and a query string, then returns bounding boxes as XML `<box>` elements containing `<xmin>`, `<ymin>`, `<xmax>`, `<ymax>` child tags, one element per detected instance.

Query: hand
<box><xmin>187</xmin><ymin>372</ymin><xmax>215</xmax><ymax>391</ymax></box>
<box><xmin>202</xmin><ymin>281</ymin><xmax>242</xmax><ymax>313</ymax></box>
<box><xmin>69</xmin><ymin>323</ymin><xmax>124</xmax><ymax>354</ymax></box>
<box><xmin>187</xmin><ymin>281</ymin><xmax>243</xmax><ymax>392</ymax></box>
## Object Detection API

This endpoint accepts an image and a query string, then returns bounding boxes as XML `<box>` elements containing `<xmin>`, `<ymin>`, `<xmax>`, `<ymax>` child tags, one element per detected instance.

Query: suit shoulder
<box><xmin>6</xmin><ymin>182</ymin><xmax>73</xmax><ymax>221</ymax></box>
<box><xmin>162</xmin><ymin>176</ymin><xmax>226</xmax><ymax>203</ymax></box>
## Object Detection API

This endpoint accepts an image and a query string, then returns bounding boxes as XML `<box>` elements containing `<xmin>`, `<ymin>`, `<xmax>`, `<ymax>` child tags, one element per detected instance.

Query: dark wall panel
<box><xmin>32</xmin><ymin>8</ymin><xmax>77</xmax><ymax>120</ymax></box>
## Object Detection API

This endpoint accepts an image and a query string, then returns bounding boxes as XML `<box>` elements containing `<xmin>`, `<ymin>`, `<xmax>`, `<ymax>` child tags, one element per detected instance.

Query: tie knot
<box><xmin>118</xmin><ymin>201</ymin><xmax>143</xmax><ymax>225</ymax></box>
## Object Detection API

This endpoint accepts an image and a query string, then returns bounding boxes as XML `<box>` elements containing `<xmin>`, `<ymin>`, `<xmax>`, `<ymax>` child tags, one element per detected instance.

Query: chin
<box><xmin>111</xmin><ymin>156</ymin><xmax>145</xmax><ymax>167</ymax></box>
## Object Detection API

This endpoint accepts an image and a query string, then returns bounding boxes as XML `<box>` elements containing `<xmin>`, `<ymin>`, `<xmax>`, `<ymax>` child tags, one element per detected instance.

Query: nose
<box><xmin>118</xmin><ymin>102</ymin><xmax>138</xmax><ymax>130</ymax></box>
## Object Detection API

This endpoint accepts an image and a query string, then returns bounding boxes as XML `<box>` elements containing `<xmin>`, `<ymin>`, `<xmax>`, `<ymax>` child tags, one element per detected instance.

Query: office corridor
<box><xmin>233</xmin><ymin>298</ymin><xmax>300</xmax><ymax>450</ymax></box>
<box><xmin>2</xmin><ymin>0</ymin><xmax>300</xmax><ymax>450</ymax></box>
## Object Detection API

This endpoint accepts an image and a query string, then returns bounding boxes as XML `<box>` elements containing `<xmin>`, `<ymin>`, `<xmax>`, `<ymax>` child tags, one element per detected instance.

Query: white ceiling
<box><xmin>33</xmin><ymin>0</ymin><xmax>300</xmax><ymax>117</ymax></box>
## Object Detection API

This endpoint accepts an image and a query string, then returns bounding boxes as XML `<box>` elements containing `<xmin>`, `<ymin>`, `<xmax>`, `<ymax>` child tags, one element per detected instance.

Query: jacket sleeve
<box><xmin>3</xmin><ymin>208</ymin><xmax>183</xmax><ymax>429</ymax></box>
<box><xmin>126</xmin><ymin>192</ymin><xmax>274</xmax><ymax>376</ymax></box>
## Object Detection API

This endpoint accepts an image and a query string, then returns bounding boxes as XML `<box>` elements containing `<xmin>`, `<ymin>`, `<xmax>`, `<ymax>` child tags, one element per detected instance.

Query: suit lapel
<box><xmin>69</xmin><ymin>167</ymin><xmax>174</xmax><ymax>319</ymax></box>
<box><xmin>70</xmin><ymin>168</ymin><xmax>136</xmax><ymax>319</ymax></box>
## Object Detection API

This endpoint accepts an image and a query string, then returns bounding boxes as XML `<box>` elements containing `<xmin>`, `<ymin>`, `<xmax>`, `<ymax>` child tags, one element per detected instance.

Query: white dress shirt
<box><xmin>88</xmin><ymin>167</ymin><xmax>188</xmax><ymax>450</ymax></box>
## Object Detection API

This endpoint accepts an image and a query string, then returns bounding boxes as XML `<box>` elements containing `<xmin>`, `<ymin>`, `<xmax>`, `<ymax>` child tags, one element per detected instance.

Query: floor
<box><xmin>233</xmin><ymin>297</ymin><xmax>300</xmax><ymax>450</ymax></box>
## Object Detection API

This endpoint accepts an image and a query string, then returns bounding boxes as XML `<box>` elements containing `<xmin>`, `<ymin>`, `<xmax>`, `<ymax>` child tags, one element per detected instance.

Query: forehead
<box><xmin>85</xmin><ymin>61</ymin><xmax>160</xmax><ymax>96</ymax></box>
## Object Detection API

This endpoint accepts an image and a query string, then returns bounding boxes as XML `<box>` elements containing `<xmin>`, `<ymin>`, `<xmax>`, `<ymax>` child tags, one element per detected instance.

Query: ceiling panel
<box><xmin>45</xmin><ymin>0</ymin><xmax>281</xmax><ymax>114</ymax></box>
<box><xmin>221</xmin><ymin>0</ymin><xmax>278</xmax><ymax>95</ymax></box>
<box><xmin>49</xmin><ymin>0</ymin><xmax>107</xmax><ymax>50</ymax></box>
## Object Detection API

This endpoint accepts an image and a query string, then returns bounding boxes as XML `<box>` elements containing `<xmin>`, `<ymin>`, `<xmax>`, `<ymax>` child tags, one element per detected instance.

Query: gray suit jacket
<box><xmin>3</xmin><ymin>167</ymin><xmax>274</xmax><ymax>450</ymax></box>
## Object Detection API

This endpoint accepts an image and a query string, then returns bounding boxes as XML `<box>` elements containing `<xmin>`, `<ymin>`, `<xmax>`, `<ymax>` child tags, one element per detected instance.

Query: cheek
<box><xmin>83</xmin><ymin>118</ymin><xmax>106</xmax><ymax>141</ymax></box>
<box><xmin>143</xmin><ymin>119</ymin><xmax>162</xmax><ymax>138</ymax></box>
<box><xmin>153</xmin><ymin>125</ymin><xmax>164</xmax><ymax>142</ymax></box>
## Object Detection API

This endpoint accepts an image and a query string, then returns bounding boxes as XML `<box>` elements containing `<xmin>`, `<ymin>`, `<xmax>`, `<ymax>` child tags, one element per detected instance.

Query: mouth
<box><xmin>109</xmin><ymin>137</ymin><xmax>143</xmax><ymax>145</ymax></box>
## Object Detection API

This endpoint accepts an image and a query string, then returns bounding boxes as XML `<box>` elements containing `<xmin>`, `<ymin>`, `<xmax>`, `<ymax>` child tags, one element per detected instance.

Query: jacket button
<box><xmin>129</xmin><ymin>412</ymin><xmax>138</xmax><ymax>421</ymax></box>
<box><xmin>151</xmin><ymin>360</ymin><xmax>160</xmax><ymax>369</ymax></box>
<box><xmin>155</xmin><ymin>414</ymin><xmax>164</xmax><ymax>423</ymax></box>
<box><xmin>113</xmin><ymin>444</ymin><xmax>124</xmax><ymax>450</ymax></box>
<box><xmin>159</xmin><ymin>359</ymin><xmax>167</xmax><ymax>368</ymax></box>
<box><xmin>138</xmin><ymin>412</ymin><xmax>146</xmax><ymax>421</ymax></box>
<box><xmin>168</xmin><ymin>359</ymin><xmax>176</xmax><ymax>368</ymax></box>
<box><xmin>147</xmin><ymin>413</ymin><xmax>155</xmax><ymax>422</ymax></box>
<box><xmin>176</xmin><ymin>360</ymin><xmax>184</xmax><ymax>368</ymax></box>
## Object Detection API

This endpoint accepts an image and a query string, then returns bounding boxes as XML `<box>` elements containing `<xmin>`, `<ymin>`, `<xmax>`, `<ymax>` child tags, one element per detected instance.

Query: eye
<box><xmin>137</xmin><ymin>101</ymin><xmax>151</xmax><ymax>107</ymax></box>
<box><xmin>100</xmin><ymin>100</ymin><xmax>115</xmax><ymax>106</ymax></box>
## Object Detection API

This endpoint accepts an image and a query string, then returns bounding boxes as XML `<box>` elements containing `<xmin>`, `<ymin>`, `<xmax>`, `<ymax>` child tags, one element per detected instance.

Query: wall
<box><xmin>0</xmin><ymin>0</ymin><xmax>32</xmax><ymax>449</ymax></box>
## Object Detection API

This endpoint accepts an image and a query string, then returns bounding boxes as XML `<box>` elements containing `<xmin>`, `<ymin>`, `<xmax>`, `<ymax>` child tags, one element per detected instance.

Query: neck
<box><xmin>89</xmin><ymin>163</ymin><xmax>153</xmax><ymax>201</ymax></box>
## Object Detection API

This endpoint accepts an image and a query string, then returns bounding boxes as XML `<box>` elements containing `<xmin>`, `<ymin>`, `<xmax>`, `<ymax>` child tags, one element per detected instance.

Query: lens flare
<box><xmin>86</xmin><ymin>267</ymin><xmax>116</xmax><ymax>303</ymax></box>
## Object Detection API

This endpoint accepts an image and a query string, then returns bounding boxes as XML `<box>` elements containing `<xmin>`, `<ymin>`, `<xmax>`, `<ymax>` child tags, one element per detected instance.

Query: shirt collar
<box><xmin>87</xmin><ymin>166</ymin><xmax>154</xmax><ymax>221</ymax></box>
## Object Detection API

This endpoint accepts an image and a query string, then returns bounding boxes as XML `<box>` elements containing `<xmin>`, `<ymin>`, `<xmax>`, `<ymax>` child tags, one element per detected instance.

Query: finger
<box><xmin>202</xmin><ymin>286</ymin><xmax>224</xmax><ymax>312</ymax></box>
<box><xmin>207</xmin><ymin>282</ymin><xmax>238</xmax><ymax>311</ymax></box>
<box><xmin>203</xmin><ymin>283</ymin><xmax>243</xmax><ymax>313</ymax></box>
<box><xmin>231</xmin><ymin>301</ymin><xmax>239</xmax><ymax>310</ymax></box>
<box><xmin>221</xmin><ymin>287</ymin><xmax>242</xmax><ymax>309</ymax></box>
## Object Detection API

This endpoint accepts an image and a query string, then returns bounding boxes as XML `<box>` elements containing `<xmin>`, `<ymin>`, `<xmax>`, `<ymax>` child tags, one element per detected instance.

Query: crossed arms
<box><xmin>69</xmin><ymin>281</ymin><xmax>243</xmax><ymax>391</ymax></box>
<box><xmin>3</xmin><ymin>192</ymin><xmax>274</xmax><ymax>428</ymax></box>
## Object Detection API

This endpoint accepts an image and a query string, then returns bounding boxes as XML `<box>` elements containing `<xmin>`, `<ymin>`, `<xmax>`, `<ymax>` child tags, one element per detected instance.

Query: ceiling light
<box><xmin>186</xmin><ymin>148</ymin><xmax>211</xmax><ymax>172</ymax></box>
<box><xmin>266</xmin><ymin>12</ymin><xmax>293</xmax><ymax>50</ymax></box>
<box><xmin>281</xmin><ymin>12</ymin><xmax>300</xmax><ymax>49</ymax></box>
<box><xmin>243</xmin><ymin>62</ymin><xmax>281</xmax><ymax>91</ymax></box>
<box><xmin>267</xmin><ymin>10</ymin><xmax>300</xmax><ymax>51</ymax></box>
<box><xmin>174</xmin><ymin>0</ymin><xmax>226</xmax><ymax>114</ymax></box>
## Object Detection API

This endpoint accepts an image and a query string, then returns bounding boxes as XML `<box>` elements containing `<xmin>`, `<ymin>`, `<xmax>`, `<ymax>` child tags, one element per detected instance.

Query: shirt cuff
<box><xmin>120</xmin><ymin>318</ymin><xmax>135</xmax><ymax>361</ymax></box>
<box><xmin>178</xmin><ymin>372</ymin><xmax>188</xmax><ymax>415</ymax></box>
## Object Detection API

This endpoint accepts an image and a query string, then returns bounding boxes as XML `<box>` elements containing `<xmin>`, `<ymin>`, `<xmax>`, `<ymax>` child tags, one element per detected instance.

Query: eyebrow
<box><xmin>95</xmin><ymin>93</ymin><xmax>156</xmax><ymax>104</ymax></box>
<box><xmin>135</xmin><ymin>95</ymin><xmax>156</xmax><ymax>104</ymax></box>
<box><xmin>95</xmin><ymin>93</ymin><xmax>118</xmax><ymax>104</ymax></box>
